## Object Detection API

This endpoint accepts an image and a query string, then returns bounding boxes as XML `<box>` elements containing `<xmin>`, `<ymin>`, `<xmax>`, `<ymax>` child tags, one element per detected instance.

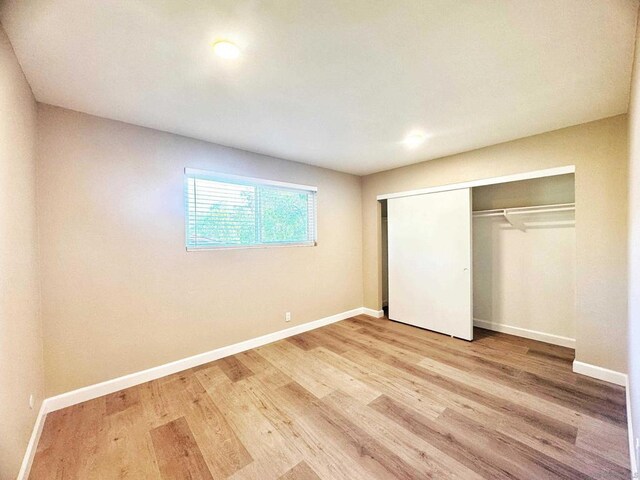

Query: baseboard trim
<box><xmin>572</xmin><ymin>360</ymin><xmax>627</xmax><ymax>387</ymax></box>
<box><xmin>46</xmin><ymin>307</ymin><xmax>367</xmax><ymax>412</ymax></box>
<box><xmin>473</xmin><ymin>318</ymin><xmax>575</xmax><ymax>348</ymax></box>
<box><xmin>626</xmin><ymin>375</ymin><xmax>638</xmax><ymax>477</ymax></box>
<box><xmin>361</xmin><ymin>308</ymin><xmax>385</xmax><ymax>318</ymax></box>
<box><xmin>17</xmin><ymin>306</ymin><xmax>370</xmax><ymax>479</ymax></box>
<box><xmin>15</xmin><ymin>308</ymin><xmax>631</xmax><ymax>477</ymax></box>
<box><xmin>16</xmin><ymin>402</ymin><xmax>47</xmax><ymax>480</ymax></box>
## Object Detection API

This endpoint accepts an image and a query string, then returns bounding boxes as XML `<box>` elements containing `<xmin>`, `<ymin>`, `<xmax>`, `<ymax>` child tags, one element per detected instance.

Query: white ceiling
<box><xmin>1</xmin><ymin>1</ymin><xmax>638</xmax><ymax>175</ymax></box>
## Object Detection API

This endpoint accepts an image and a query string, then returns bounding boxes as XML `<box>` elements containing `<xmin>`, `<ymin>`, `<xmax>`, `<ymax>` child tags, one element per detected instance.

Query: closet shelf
<box><xmin>472</xmin><ymin>202</ymin><xmax>575</xmax><ymax>231</ymax></box>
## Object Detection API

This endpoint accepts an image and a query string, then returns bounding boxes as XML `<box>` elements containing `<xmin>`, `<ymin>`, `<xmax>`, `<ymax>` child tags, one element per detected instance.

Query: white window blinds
<box><xmin>185</xmin><ymin>168</ymin><xmax>317</xmax><ymax>250</ymax></box>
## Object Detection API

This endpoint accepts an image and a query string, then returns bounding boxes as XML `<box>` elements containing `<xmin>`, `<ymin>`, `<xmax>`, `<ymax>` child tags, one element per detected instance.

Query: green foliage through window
<box><xmin>185</xmin><ymin>170</ymin><xmax>316</xmax><ymax>249</ymax></box>
<box><xmin>260</xmin><ymin>187</ymin><xmax>310</xmax><ymax>244</ymax></box>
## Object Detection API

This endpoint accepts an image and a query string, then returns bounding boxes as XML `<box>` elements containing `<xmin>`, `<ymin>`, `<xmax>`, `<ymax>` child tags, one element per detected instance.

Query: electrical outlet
<box><xmin>285</xmin><ymin>312</ymin><xmax>291</xmax><ymax>322</ymax></box>
<box><xmin>29</xmin><ymin>394</ymin><xmax>34</xmax><ymax>410</ymax></box>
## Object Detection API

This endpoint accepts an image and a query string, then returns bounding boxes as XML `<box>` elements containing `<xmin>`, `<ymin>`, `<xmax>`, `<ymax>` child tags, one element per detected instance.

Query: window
<box><xmin>185</xmin><ymin>168</ymin><xmax>317</xmax><ymax>250</ymax></box>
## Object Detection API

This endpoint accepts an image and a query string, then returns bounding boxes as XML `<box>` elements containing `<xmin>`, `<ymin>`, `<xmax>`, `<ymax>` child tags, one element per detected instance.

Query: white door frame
<box><xmin>377</xmin><ymin>165</ymin><xmax>576</xmax><ymax>313</ymax></box>
<box><xmin>376</xmin><ymin>165</ymin><xmax>575</xmax><ymax>201</ymax></box>
<box><xmin>377</xmin><ymin>164</ymin><xmax>576</xmax><ymax>339</ymax></box>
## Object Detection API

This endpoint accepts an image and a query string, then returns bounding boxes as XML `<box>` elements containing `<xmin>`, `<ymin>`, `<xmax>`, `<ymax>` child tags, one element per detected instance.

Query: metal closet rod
<box><xmin>472</xmin><ymin>202</ymin><xmax>575</xmax><ymax>217</ymax></box>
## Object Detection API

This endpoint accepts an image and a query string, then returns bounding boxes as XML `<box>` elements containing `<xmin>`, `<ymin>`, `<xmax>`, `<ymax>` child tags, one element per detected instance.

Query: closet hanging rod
<box><xmin>472</xmin><ymin>202</ymin><xmax>575</xmax><ymax>217</ymax></box>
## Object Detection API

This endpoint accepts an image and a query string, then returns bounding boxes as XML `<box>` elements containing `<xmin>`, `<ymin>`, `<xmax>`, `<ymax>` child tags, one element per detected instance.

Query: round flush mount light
<box><xmin>403</xmin><ymin>132</ymin><xmax>427</xmax><ymax>149</ymax></box>
<box><xmin>212</xmin><ymin>40</ymin><xmax>240</xmax><ymax>59</ymax></box>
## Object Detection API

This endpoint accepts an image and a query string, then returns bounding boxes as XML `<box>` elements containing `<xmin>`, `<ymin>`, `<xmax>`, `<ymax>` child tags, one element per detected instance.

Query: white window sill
<box><xmin>186</xmin><ymin>242</ymin><xmax>317</xmax><ymax>252</ymax></box>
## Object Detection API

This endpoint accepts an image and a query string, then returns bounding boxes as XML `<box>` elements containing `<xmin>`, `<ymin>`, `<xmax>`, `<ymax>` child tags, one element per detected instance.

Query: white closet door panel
<box><xmin>388</xmin><ymin>188</ymin><xmax>472</xmax><ymax>340</ymax></box>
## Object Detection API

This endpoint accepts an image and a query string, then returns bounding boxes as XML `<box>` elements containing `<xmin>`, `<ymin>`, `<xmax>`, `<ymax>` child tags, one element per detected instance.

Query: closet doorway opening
<box><xmin>379</xmin><ymin>169</ymin><xmax>576</xmax><ymax>349</ymax></box>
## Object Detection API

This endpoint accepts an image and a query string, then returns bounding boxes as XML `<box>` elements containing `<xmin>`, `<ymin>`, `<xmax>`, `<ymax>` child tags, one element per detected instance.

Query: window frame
<box><xmin>184</xmin><ymin>168</ymin><xmax>318</xmax><ymax>251</ymax></box>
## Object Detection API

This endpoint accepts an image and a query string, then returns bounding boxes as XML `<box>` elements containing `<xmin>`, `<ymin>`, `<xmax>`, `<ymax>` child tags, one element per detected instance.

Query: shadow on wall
<box><xmin>473</xmin><ymin>210</ymin><xmax>576</xmax><ymax>339</ymax></box>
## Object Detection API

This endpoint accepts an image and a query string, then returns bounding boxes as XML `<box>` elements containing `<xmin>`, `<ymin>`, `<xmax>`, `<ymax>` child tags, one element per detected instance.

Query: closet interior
<box><xmin>381</xmin><ymin>173</ymin><xmax>576</xmax><ymax>348</ymax></box>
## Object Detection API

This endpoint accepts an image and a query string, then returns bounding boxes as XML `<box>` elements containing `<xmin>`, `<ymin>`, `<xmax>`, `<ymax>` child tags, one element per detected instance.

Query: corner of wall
<box><xmin>0</xmin><ymin>24</ymin><xmax>46</xmax><ymax>480</ymax></box>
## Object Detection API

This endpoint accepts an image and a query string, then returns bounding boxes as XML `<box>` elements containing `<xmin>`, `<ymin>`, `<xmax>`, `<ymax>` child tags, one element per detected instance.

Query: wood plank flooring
<box><xmin>29</xmin><ymin>315</ymin><xmax>630</xmax><ymax>479</ymax></box>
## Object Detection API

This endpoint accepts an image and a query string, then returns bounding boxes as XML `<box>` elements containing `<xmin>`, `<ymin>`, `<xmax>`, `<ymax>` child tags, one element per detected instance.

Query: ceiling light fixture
<box><xmin>403</xmin><ymin>132</ymin><xmax>427</xmax><ymax>149</ymax></box>
<box><xmin>212</xmin><ymin>40</ymin><xmax>240</xmax><ymax>59</ymax></box>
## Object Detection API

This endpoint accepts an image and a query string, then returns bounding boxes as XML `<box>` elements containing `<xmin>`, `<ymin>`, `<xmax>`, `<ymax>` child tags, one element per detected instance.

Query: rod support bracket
<box><xmin>503</xmin><ymin>210</ymin><xmax>526</xmax><ymax>232</ymax></box>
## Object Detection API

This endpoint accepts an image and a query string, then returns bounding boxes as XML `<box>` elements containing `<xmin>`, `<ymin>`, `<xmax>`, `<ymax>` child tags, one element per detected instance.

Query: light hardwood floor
<box><xmin>29</xmin><ymin>315</ymin><xmax>630</xmax><ymax>479</ymax></box>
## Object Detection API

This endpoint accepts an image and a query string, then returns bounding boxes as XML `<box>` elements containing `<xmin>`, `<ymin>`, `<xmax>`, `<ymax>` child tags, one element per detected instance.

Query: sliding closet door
<box><xmin>388</xmin><ymin>188</ymin><xmax>473</xmax><ymax>340</ymax></box>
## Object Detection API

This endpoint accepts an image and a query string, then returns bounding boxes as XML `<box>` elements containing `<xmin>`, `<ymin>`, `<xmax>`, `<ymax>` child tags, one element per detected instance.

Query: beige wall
<box><xmin>628</xmin><ymin>11</ymin><xmax>640</xmax><ymax>469</ymax></box>
<box><xmin>363</xmin><ymin>115</ymin><xmax>629</xmax><ymax>372</ymax></box>
<box><xmin>0</xmin><ymin>26</ymin><xmax>44</xmax><ymax>479</ymax></box>
<box><xmin>36</xmin><ymin>104</ymin><xmax>364</xmax><ymax>396</ymax></box>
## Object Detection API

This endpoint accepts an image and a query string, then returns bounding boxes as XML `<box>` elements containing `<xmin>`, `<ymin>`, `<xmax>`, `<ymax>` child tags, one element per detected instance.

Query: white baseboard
<box><xmin>361</xmin><ymin>308</ymin><xmax>385</xmax><ymax>318</ymax></box>
<box><xmin>572</xmin><ymin>360</ymin><xmax>627</xmax><ymax>387</ymax></box>
<box><xmin>15</xmin><ymin>307</ymin><xmax>632</xmax><ymax>477</ymax></box>
<box><xmin>474</xmin><ymin>320</ymin><xmax>635</xmax><ymax>471</ymax></box>
<box><xmin>627</xmin><ymin>375</ymin><xmax>638</xmax><ymax>477</ymax></box>
<box><xmin>473</xmin><ymin>318</ymin><xmax>575</xmax><ymax>348</ymax></box>
<box><xmin>46</xmin><ymin>307</ymin><xmax>367</xmax><ymax>412</ymax></box>
<box><xmin>18</xmin><ymin>306</ymin><xmax>371</xmax><ymax>479</ymax></box>
<box><xmin>16</xmin><ymin>402</ymin><xmax>47</xmax><ymax>480</ymax></box>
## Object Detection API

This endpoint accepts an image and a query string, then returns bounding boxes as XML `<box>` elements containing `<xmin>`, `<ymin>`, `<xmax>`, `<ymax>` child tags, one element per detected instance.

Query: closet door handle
<box><xmin>463</xmin><ymin>267</ymin><xmax>469</xmax><ymax>272</ymax></box>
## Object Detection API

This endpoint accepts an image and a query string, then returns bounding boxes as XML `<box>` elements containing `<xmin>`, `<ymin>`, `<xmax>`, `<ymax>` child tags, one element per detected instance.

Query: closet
<box><xmin>382</xmin><ymin>173</ymin><xmax>576</xmax><ymax>347</ymax></box>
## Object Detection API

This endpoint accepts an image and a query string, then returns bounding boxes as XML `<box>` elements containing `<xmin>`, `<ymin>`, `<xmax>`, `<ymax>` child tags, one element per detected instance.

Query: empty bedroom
<box><xmin>2</xmin><ymin>1</ymin><xmax>640</xmax><ymax>479</ymax></box>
